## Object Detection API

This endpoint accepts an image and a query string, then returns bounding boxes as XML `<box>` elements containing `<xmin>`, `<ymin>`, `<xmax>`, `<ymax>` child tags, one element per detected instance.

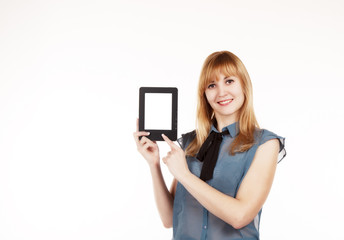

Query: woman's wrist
<box><xmin>148</xmin><ymin>159</ymin><xmax>161</xmax><ymax>171</ymax></box>
<box><xmin>175</xmin><ymin>168</ymin><xmax>192</xmax><ymax>184</ymax></box>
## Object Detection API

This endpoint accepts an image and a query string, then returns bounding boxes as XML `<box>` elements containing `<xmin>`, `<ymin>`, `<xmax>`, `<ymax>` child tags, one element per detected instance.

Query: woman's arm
<box><xmin>162</xmin><ymin>134</ymin><xmax>279</xmax><ymax>229</ymax></box>
<box><xmin>148</xmin><ymin>163</ymin><xmax>176</xmax><ymax>228</ymax></box>
<box><xmin>133</xmin><ymin>120</ymin><xmax>175</xmax><ymax>228</ymax></box>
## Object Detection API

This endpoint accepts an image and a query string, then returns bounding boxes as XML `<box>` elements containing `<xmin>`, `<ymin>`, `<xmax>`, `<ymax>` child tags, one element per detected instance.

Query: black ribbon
<box><xmin>196</xmin><ymin>130</ymin><xmax>229</xmax><ymax>181</ymax></box>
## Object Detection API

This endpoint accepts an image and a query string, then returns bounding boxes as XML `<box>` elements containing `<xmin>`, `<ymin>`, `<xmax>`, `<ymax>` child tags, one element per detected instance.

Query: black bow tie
<box><xmin>196</xmin><ymin>130</ymin><xmax>229</xmax><ymax>181</ymax></box>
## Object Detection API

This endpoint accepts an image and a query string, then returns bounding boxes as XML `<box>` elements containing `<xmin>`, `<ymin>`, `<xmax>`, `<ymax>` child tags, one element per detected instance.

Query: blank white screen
<box><xmin>144</xmin><ymin>93</ymin><xmax>172</xmax><ymax>130</ymax></box>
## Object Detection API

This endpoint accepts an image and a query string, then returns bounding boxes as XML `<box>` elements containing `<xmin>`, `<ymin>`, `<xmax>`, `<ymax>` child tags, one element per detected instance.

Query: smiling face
<box><xmin>204</xmin><ymin>72</ymin><xmax>245</xmax><ymax>129</ymax></box>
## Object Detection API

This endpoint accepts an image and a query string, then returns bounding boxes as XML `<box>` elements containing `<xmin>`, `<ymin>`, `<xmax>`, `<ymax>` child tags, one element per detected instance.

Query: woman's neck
<box><xmin>214</xmin><ymin>114</ymin><xmax>238</xmax><ymax>132</ymax></box>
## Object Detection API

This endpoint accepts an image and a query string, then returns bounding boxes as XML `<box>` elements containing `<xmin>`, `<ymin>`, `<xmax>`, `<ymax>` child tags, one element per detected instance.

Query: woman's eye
<box><xmin>207</xmin><ymin>83</ymin><xmax>215</xmax><ymax>89</ymax></box>
<box><xmin>225</xmin><ymin>79</ymin><xmax>234</xmax><ymax>84</ymax></box>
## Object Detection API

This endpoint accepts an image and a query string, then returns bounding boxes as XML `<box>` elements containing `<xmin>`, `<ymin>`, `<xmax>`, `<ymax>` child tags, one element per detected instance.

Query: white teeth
<box><xmin>219</xmin><ymin>99</ymin><xmax>232</xmax><ymax>104</ymax></box>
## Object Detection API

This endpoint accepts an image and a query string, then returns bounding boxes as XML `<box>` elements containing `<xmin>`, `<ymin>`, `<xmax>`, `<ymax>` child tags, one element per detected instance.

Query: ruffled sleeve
<box><xmin>177</xmin><ymin>130</ymin><xmax>196</xmax><ymax>151</ymax></box>
<box><xmin>259</xmin><ymin>129</ymin><xmax>286</xmax><ymax>163</ymax></box>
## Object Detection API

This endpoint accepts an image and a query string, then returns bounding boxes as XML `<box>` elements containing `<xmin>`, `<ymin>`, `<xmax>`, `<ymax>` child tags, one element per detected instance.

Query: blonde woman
<box><xmin>134</xmin><ymin>51</ymin><xmax>286</xmax><ymax>240</ymax></box>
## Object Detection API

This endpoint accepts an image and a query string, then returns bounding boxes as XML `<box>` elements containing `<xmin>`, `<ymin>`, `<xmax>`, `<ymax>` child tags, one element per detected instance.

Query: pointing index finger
<box><xmin>161</xmin><ymin>134</ymin><xmax>176</xmax><ymax>149</ymax></box>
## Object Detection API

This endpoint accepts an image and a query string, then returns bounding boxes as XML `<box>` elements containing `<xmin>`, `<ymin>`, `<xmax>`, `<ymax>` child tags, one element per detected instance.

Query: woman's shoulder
<box><xmin>255</xmin><ymin>128</ymin><xmax>284</xmax><ymax>143</ymax></box>
<box><xmin>177</xmin><ymin>130</ymin><xmax>196</xmax><ymax>150</ymax></box>
<box><xmin>254</xmin><ymin>128</ymin><xmax>286</xmax><ymax>162</ymax></box>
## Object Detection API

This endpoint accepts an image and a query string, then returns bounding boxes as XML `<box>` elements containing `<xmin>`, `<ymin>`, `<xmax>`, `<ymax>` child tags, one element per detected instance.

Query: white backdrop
<box><xmin>1</xmin><ymin>0</ymin><xmax>344</xmax><ymax>239</ymax></box>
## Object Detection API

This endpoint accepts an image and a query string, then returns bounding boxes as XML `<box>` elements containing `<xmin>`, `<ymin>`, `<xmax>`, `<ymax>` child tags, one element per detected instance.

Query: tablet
<box><xmin>139</xmin><ymin>87</ymin><xmax>178</xmax><ymax>141</ymax></box>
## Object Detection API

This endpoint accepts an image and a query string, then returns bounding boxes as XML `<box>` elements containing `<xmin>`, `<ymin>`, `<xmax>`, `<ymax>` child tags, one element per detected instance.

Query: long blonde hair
<box><xmin>185</xmin><ymin>51</ymin><xmax>260</xmax><ymax>156</ymax></box>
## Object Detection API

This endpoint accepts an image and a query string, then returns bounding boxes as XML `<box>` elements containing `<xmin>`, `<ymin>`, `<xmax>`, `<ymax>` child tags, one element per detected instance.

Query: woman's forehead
<box><xmin>208</xmin><ymin>68</ymin><xmax>237</xmax><ymax>82</ymax></box>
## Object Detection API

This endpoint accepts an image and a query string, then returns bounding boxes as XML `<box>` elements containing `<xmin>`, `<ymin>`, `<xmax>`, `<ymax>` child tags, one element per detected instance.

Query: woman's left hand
<box><xmin>161</xmin><ymin>134</ymin><xmax>190</xmax><ymax>181</ymax></box>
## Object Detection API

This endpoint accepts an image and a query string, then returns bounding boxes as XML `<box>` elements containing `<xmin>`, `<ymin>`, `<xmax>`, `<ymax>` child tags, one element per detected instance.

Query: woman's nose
<box><xmin>218</xmin><ymin>86</ymin><xmax>227</xmax><ymax>97</ymax></box>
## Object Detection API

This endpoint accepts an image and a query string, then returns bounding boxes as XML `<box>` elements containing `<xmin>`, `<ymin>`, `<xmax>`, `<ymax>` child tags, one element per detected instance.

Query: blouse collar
<box><xmin>210</xmin><ymin>121</ymin><xmax>239</xmax><ymax>138</ymax></box>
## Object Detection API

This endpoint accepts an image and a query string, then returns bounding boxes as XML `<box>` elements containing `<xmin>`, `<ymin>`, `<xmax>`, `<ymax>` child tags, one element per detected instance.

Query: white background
<box><xmin>1</xmin><ymin>0</ymin><xmax>344</xmax><ymax>239</ymax></box>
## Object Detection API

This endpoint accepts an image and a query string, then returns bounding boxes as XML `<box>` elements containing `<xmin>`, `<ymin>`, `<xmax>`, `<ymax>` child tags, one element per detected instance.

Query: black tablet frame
<box><xmin>139</xmin><ymin>87</ymin><xmax>178</xmax><ymax>141</ymax></box>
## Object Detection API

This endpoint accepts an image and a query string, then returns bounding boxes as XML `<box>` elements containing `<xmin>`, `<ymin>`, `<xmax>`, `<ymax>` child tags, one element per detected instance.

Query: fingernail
<box><xmin>147</xmin><ymin>132</ymin><xmax>150</xmax><ymax>135</ymax></box>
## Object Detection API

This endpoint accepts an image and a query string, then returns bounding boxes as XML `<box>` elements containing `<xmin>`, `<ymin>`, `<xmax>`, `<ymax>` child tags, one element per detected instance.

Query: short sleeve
<box><xmin>177</xmin><ymin>130</ymin><xmax>196</xmax><ymax>151</ymax></box>
<box><xmin>259</xmin><ymin>129</ymin><xmax>286</xmax><ymax>163</ymax></box>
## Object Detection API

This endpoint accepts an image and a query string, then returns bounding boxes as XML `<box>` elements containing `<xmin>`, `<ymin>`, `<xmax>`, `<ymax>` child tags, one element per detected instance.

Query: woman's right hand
<box><xmin>133</xmin><ymin>119</ymin><xmax>160</xmax><ymax>167</ymax></box>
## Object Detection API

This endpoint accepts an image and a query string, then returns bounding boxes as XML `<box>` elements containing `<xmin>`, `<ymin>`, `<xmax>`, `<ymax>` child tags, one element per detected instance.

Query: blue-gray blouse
<box><xmin>173</xmin><ymin>122</ymin><xmax>286</xmax><ymax>240</ymax></box>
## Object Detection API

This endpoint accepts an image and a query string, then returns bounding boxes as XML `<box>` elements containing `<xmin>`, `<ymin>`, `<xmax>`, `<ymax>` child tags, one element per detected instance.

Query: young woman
<box><xmin>133</xmin><ymin>51</ymin><xmax>286</xmax><ymax>240</ymax></box>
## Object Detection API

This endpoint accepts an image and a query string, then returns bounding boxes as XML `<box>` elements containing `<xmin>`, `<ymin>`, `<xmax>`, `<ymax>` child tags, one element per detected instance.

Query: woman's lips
<box><xmin>217</xmin><ymin>99</ymin><xmax>233</xmax><ymax>106</ymax></box>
